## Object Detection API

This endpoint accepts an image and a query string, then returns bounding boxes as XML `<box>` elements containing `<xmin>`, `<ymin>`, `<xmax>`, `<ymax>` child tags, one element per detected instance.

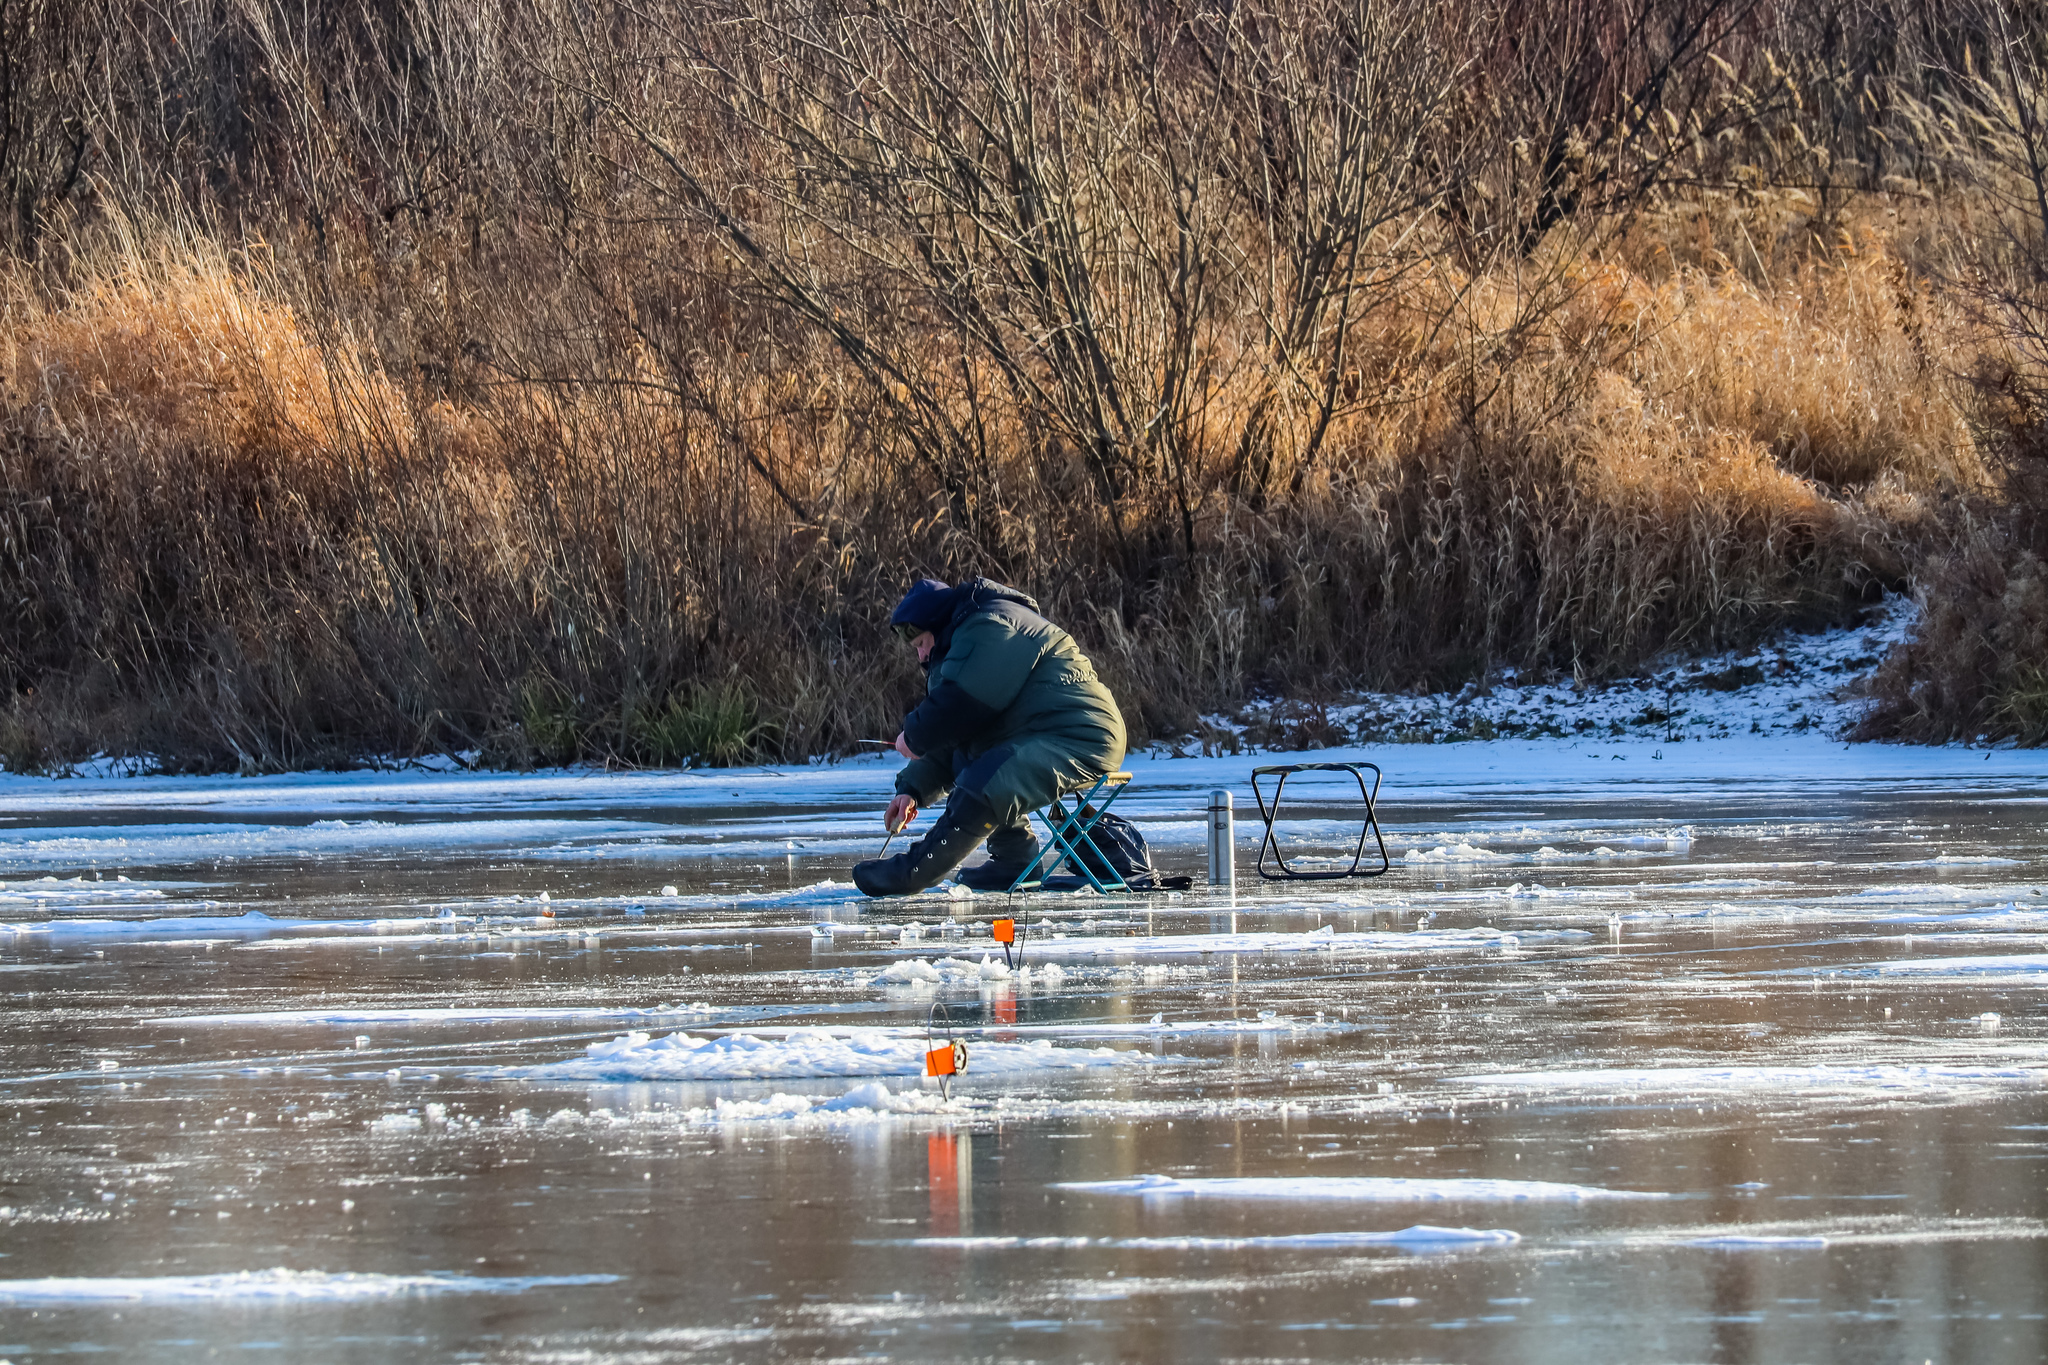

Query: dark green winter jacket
<box><xmin>891</xmin><ymin>579</ymin><xmax>1126</xmax><ymax>819</ymax></box>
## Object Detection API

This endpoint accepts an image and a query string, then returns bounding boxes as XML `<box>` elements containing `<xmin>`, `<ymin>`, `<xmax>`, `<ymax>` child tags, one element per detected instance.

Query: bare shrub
<box><xmin>1852</xmin><ymin>0</ymin><xmax>2048</xmax><ymax>742</ymax></box>
<box><xmin>0</xmin><ymin>0</ymin><xmax>2019</xmax><ymax>765</ymax></box>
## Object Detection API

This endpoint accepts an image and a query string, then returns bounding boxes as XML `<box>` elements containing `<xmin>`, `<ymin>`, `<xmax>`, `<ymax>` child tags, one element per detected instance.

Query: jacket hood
<box><xmin>889</xmin><ymin>577</ymin><xmax>1039</xmax><ymax>635</ymax></box>
<box><xmin>891</xmin><ymin>577</ymin><xmax>1041</xmax><ymax>673</ymax></box>
<box><xmin>888</xmin><ymin>578</ymin><xmax>956</xmax><ymax>634</ymax></box>
<box><xmin>948</xmin><ymin>577</ymin><xmax>1039</xmax><ymax>621</ymax></box>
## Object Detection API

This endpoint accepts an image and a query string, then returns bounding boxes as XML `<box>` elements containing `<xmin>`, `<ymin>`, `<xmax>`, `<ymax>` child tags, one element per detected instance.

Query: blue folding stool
<box><xmin>1006</xmin><ymin>771</ymin><xmax>1135</xmax><ymax>893</ymax></box>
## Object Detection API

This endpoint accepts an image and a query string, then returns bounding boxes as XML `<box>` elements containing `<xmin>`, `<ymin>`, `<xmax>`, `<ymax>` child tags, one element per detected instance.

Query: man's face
<box><xmin>912</xmin><ymin>630</ymin><xmax>936</xmax><ymax>664</ymax></box>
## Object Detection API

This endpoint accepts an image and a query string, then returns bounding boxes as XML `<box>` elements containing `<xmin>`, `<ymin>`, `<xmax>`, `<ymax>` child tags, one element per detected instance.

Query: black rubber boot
<box><xmin>955</xmin><ymin>820</ymin><xmax>1043</xmax><ymax>892</ymax></box>
<box><xmin>853</xmin><ymin>793</ymin><xmax>999</xmax><ymax>897</ymax></box>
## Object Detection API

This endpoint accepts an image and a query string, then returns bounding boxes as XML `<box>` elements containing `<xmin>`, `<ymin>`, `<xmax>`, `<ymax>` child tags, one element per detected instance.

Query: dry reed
<box><xmin>0</xmin><ymin>0</ymin><xmax>2036</xmax><ymax>766</ymax></box>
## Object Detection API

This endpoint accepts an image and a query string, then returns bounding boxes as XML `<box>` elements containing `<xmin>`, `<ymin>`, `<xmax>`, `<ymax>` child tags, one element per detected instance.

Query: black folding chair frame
<box><xmin>1251</xmin><ymin>762</ymin><xmax>1391</xmax><ymax>880</ymax></box>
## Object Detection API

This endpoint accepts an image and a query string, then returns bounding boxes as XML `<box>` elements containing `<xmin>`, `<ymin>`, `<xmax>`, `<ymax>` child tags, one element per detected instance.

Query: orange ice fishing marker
<box><xmin>992</xmin><ymin>917</ymin><xmax>1019</xmax><ymax>969</ymax></box>
<box><xmin>924</xmin><ymin>1002</ymin><xmax>968</xmax><ymax>1099</ymax></box>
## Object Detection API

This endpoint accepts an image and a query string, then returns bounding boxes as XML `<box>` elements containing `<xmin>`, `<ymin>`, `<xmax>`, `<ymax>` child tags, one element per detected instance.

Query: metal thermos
<box><xmin>1206</xmin><ymin>789</ymin><xmax>1235</xmax><ymax>889</ymax></box>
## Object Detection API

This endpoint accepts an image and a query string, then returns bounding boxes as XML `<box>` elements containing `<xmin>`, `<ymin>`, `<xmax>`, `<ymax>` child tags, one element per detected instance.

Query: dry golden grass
<box><xmin>0</xmin><ymin>196</ymin><xmax>2002</xmax><ymax>768</ymax></box>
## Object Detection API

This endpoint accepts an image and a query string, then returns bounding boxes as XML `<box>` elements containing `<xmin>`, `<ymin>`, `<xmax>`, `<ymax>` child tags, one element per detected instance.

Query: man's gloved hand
<box><xmin>885</xmin><ymin>793</ymin><xmax>918</xmax><ymax>833</ymax></box>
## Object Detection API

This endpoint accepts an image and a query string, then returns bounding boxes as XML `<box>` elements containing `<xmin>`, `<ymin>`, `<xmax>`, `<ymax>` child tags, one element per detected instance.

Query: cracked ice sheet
<box><xmin>0</xmin><ymin>876</ymin><xmax>187</xmax><ymax>905</ymax></box>
<box><xmin>1757</xmin><ymin>947</ymin><xmax>2048</xmax><ymax>977</ymax></box>
<box><xmin>485</xmin><ymin>1026</ymin><xmax>1153</xmax><ymax>1082</ymax></box>
<box><xmin>1448</xmin><ymin>1064</ymin><xmax>2048</xmax><ymax>1096</ymax></box>
<box><xmin>671</xmin><ymin>1016</ymin><xmax>1336</xmax><ymax>1041</ymax></box>
<box><xmin>903</xmin><ymin>1226</ymin><xmax>1522</xmax><ymax>1249</ymax></box>
<box><xmin>1869</xmin><ymin>953</ymin><xmax>2048</xmax><ymax>977</ymax></box>
<box><xmin>0</xmin><ymin>910</ymin><xmax>477</xmax><ymax>940</ymax></box>
<box><xmin>156</xmin><ymin>1002</ymin><xmax>729</xmax><ymax>1026</ymax></box>
<box><xmin>1591</xmin><ymin>1216</ymin><xmax>2048</xmax><ymax>1250</ymax></box>
<box><xmin>884</xmin><ymin>924</ymin><xmax>1589</xmax><ymax>960</ymax></box>
<box><xmin>477</xmin><ymin>879</ymin><xmax>871</xmax><ymax>915</ymax></box>
<box><xmin>0</xmin><ymin>818</ymin><xmax>676</xmax><ymax>869</ymax></box>
<box><xmin>1059</xmin><ymin>1175</ymin><xmax>1672</xmax><ymax>1201</ymax></box>
<box><xmin>10</xmin><ymin>716</ymin><xmax>2048</xmax><ymax>829</ymax></box>
<box><xmin>1872</xmin><ymin>904</ymin><xmax>2048</xmax><ymax>927</ymax></box>
<box><xmin>20</xmin><ymin>909</ymin><xmax>793</xmax><ymax>947</ymax></box>
<box><xmin>0</xmin><ymin>1270</ymin><xmax>620</xmax><ymax>1304</ymax></box>
<box><xmin>503</xmin><ymin>1089</ymin><xmax>1383</xmax><ymax>1133</ymax></box>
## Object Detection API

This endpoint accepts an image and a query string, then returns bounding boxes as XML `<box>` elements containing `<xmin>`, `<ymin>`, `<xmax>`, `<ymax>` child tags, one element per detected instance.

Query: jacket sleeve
<box><xmin>894</xmin><ymin>750</ymin><xmax>954</xmax><ymax>806</ymax></box>
<box><xmin>901</xmin><ymin>618</ymin><xmax>1040</xmax><ymax>756</ymax></box>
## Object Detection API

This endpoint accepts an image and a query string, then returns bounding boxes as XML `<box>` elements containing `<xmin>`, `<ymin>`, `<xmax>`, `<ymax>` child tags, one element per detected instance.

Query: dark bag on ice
<box><xmin>1044</xmin><ymin>807</ymin><xmax>1193</xmax><ymax>892</ymax></box>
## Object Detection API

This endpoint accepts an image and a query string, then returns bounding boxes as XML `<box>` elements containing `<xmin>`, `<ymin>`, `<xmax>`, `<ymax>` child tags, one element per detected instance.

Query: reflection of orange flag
<box><xmin>928</xmin><ymin>1133</ymin><xmax>960</xmax><ymax>1237</ymax></box>
<box><xmin>994</xmin><ymin>992</ymin><xmax>1016</xmax><ymax>1027</ymax></box>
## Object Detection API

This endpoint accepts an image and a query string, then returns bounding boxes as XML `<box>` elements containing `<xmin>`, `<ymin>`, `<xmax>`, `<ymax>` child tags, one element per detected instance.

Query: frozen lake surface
<box><xmin>2</xmin><ymin>734</ymin><xmax>2046</xmax><ymax>1361</ymax></box>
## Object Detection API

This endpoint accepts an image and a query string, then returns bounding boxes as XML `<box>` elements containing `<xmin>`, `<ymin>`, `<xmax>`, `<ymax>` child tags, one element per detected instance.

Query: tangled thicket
<box><xmin>0</xmin><ymin>0</ymin><xmax>2042</xmax><ymax>769</ymax></box>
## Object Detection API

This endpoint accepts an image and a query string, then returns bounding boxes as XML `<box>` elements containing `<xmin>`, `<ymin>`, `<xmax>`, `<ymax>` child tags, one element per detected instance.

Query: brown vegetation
<box><xmin>0</xmin><ymin>0</ymin><xmax>2039</xmax><ymax>768</ymax></box>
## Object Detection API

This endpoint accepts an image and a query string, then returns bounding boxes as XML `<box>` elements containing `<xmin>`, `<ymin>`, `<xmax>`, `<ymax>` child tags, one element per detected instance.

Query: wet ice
<box><xmin>2</xmin><ymin>661</ymin><xmax>2047</xmax><ymax>1360</ymax></box>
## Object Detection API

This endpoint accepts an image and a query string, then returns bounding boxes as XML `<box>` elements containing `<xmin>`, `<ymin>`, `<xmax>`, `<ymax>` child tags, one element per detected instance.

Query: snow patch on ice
<box><xmin>878</xmin><ymin>955</ymin><xmax>1013</xmax><ymax>987</ymax></box>
<box><xmin>164</xmin><ymin>1002</ymin><xmax>722</xmax><ymax>1026</ymax></box>
<box><xmin>932</xmin><ymin>924</ymin><xmax>1568</xmax><ymax>960</ymax></box>
<box><xmin>0</xmin><ymin>910</ymin><xmax>511</xmax><ymax>941</ymax></box>
<box><xmin>909</xmin><ymin>1226</ymin><xmax>1521</xmax><ymax>1250</ymax></box>
<box><xmin>677</xmin><ymin>1081</ymin><xmax>967</xmax><ymax>1126</ymax></box>
<box><xmin>1686</xmin><ymin>1234</ymin><xmax>1829</xmax><ymax>1249</ymax></box>
<box><xmin>492</xmin><ymin>1027</ymin><xmax>1148</xmax><ymax>1081</ymax></box>
<box><xmin>1403</xmin><ymin>843</ymin><xmax>1509</xmax><ymax>863</ymax></box>
<box><xmin>1871</xmin><ymin>954</ymin><xmax>2048</xmax><ymax>977</ymax></box>
<box><xmin>1060</xmin><ymin>1174</ymin><xmax>1668</xmax><ymax>1202</ymax></box>
<box><xmin>0</xmin><ymin>875</ymin><xmax>177</xmax><ymax>906</ymax></box>
<box><xmin>0</xmin><ymin>1270</ymin><xmax>620</xmax><ymax>1303</ymax></box>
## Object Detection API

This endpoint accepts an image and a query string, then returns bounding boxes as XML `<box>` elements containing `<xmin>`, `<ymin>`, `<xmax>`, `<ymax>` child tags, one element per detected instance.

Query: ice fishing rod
<box><xmin>878</xmin><ymin>805</ymin><xmax>910</xmax><ymax>858</ymax></box>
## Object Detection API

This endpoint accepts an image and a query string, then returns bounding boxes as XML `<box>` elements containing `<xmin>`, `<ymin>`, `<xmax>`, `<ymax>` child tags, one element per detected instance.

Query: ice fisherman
<box><xmin>851</xmin><ymin>577</ymin><xmax>1128</xmax><ymax>897</ymax></box>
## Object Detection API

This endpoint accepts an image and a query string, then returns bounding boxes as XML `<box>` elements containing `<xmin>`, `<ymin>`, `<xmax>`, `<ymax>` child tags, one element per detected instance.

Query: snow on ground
<box><xmin>490</xmin><ymin>1026</ymin><xmax>1151</xmax><ymax>1082</ymax></box>
<box><xmin>1187</xmin><ymin>596</ymin><xmax>1914</xmax><ymax>751</ymax></box>
<box><xmin>1058</xmin><ymin>1175</ymin><xmax>1673</xmax><ymax>1202</ymax></box>
<box><xmin>0</xmin><ymin>1271</ymin><xmax>620</xmax><ymax>1303</ymax></box>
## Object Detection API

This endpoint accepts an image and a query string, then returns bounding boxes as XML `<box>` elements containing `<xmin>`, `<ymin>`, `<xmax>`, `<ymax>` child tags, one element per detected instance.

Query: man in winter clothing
<box><xmin>852</xmin><ymin>577</ymin><xmax>1127</xmax><ymax>897</ymax></box>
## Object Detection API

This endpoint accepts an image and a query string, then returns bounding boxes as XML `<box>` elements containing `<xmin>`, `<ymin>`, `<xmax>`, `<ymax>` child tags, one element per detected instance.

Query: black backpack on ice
<box><xmin>1045</xmin><ymin>807</ymin><xmax>1193</xmax><ymax>892</ymax></box>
